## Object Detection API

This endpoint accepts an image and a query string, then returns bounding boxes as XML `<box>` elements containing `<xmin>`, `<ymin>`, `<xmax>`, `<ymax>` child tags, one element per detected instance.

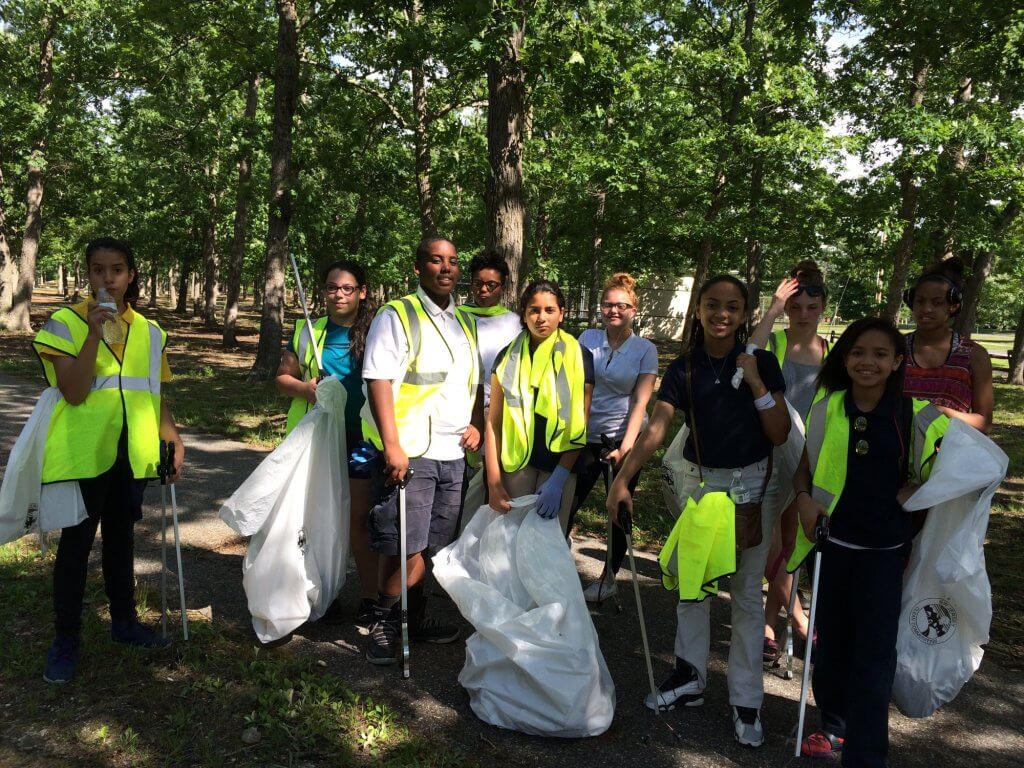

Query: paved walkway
<box><xmin>2</xmin><ymin>372</ymin><xmax>1022</xmax><ymax>767</ymax></box>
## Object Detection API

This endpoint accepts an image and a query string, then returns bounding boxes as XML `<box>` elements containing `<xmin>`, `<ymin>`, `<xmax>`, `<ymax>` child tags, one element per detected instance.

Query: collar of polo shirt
<box><xmin>416</xmin><ymin>285</ymin><xmax>456</xmax><ymax>318</ymax></box>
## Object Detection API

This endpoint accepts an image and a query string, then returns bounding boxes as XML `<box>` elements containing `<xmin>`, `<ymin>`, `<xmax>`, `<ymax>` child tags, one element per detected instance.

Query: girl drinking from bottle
<box><xmin>33</xmin><ymin>238</ymin><xmax>185</xmax><ymax>684</ymax></box>
<box><xmin>607</xmin><ymin>274</ymin><xmax>789</xmax><ymax>748</ymax></box>
<box><xmin>485</xmin><ymin>280</ymin><xmax>594</xmax><ymax>534</ymax></box>
<box><xmin>275</xmin><ymin>259</ymin><xmax>379</xmax><ymax>628</ymax></box>
<box><xmin>748</xmin><ymin>260</ymin><xmax>830</xmax><ymax>662</ymax></box>
<box><xmin>791</xmin><ymin>317</ymin><xmax>948</xmax><ymax>765</ymax></box>
<box><xmin>571</xmin><ymin>272</ymin><xmax>659</xmax><ymax>603</ymax></box>
<box><xmin>902</xmin><ymin>256</ymin><xmax>993</xmax><ymax>433</ymax></box>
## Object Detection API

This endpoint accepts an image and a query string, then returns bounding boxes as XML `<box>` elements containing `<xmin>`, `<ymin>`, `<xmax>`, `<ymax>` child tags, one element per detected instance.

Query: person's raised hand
<box><xmin>770</xmin><ymin>278</ymin><xmax>801</xmax><ymax>315</ymax></box>
<box><xmin>85</xmin><ymin>300</ymin><xmax>115</xmax><ymax>340</ymax></box>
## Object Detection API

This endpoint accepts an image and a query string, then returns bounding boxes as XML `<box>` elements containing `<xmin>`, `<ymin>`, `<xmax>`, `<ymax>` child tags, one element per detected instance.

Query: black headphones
<box><xmin>902</xmin><ymin>275</ymin><xmax>962</xmax><ymax>316</ymax></box>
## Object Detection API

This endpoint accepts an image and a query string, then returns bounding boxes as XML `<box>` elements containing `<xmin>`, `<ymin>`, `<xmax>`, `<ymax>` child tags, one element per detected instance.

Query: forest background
<box><xmin>1</xmin><ymin>0</ymin><xmax>1022</xmax><ymax>383</ymax></box>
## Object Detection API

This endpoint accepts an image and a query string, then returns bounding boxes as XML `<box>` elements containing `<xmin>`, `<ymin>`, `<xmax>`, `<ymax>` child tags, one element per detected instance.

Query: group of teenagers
<box><xmin>31</xmin><ymin>234</ymin><xmax>993</xmax><ymax>768</ymax></box>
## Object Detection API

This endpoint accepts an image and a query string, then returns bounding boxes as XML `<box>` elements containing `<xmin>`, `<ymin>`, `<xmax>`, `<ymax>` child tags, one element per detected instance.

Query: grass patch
<box><xmin>0</xmin><ymin>539</ymin><xmax>475</xmax><ymax>767</ymax></box>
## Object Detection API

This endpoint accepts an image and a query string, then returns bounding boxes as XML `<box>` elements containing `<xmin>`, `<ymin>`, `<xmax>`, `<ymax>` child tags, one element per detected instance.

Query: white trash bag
<box><xmin>220</xmin><ymin>376</ymin><xmax>351</xmax><ymax>643</ymax></box>
<box><xmin>1</xmin><ymin>388</ymin><xmax>88</xmax><ymax>545</ymax></box>
<box><xmin>433</xmin><ymin>496</ymin><xmax>616</xmax><ymax>737</ymax></box>
<box><xmin>894</xmin><ymin>420</ymin><xmax>1008</xmax><ymax>718</ymax></box>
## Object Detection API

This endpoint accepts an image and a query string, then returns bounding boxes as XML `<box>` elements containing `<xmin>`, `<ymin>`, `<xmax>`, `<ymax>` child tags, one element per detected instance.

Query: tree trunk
<box><xmin>409</xmin><ymin>0</ymin><xmax>436</xmax><ymax>237</ymax></box>
<box><xmin>250</xmin><ymin>0</ymin><xmax>299</xmax><ymax>380</ymax></box>
<box><xmin>587</xmin><ymin>189</ymin><xmax>606</xmax><ymax>327</ymax></box>
<box><xmin>1009</xmin><ymin>300</ymin><xmax>1024</xmax><ymax>385</ymax></box>
<box><xmin>681</xmin><ymin>0</ymin><xmax>756</xmax><ymax>340</ymax></box>
<box><xmin>954</xmin><ymin>200</ymin><xmax>1020</xmax><ymax>336</ymax></box>
<box><xmin>148</xmin><ymin>265</ymin><xmax>157</xmax><ymax>308</ymax></box>
<box><xmin>0</xmin><ymin>159</ymin><xmax>17</xmax><ymax>326</ymax></box>
<box><xmin>57</xmin><ymin>262</ymin><xmax>67</xmax><ymax>297</ymax></box>
<box><xmin>927</xmin><ymin>76</ymin><xmax>973</xmax><ymax>262</ymax></box>
<box><xmin>744</xmin><ymin>154</ymin><xmax>765</xmax><ymax>322</ymax></box>
<box><xmin>485</xmin><ymin>0</ymin><xmax>527</xmax><ymax>301</ymax></box>
<box><xmin>201</xmin><ymin>162</ymin><xmax>220</xmax><ymax>326</ymax></box>
<box><xmin>175</xmin><ymin>257</ymin><xmax>192</xmax><ymax>314</ymax></box>
<box><xmin>168</xmin><ymin>266</ymin><xmax>177</xmax><ymax>309</ymax></box>
<box><xmin>882</xmin><ymin>55</ymin><xmax>930</xmax><ymax>322</ymax></box>
<box><xmin>224</xmin><ymin>74</ymin><xmax>260</xmax><ymax>347</ymax></box>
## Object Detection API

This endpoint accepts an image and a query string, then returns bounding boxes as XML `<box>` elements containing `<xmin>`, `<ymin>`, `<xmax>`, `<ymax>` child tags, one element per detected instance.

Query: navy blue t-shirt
<box><xmin>829</xmin><ymin>391</ymin><xmax>910</xmax><ymax>549</ymax></box>
<box><xmin>492</xmin><ymin>341</ymin><xmax>595</xmax><ymax>473</ymax></box>
<box><xmin>657</xmin><ymin>345</ymin><xmax>785</xmax><ymax>469</ymax></box>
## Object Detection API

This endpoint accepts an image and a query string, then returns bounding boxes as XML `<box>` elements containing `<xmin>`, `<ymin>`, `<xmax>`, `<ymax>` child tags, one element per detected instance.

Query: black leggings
<box><xmin>568</xmin><ymin>441</ymin><xmax>642</xmax><ymax>575</ymax></box>
<box><xmin>53</xmin><ymin>459</ymin><xmax>147</xmax><ymax>638</ymax></box>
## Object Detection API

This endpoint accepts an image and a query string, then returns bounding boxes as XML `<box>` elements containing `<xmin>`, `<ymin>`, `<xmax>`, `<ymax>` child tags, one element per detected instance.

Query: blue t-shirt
<box><xmin>293</xmin><ymin>320</ymin><xmax>365</xmax><ymax>429</ymax></box>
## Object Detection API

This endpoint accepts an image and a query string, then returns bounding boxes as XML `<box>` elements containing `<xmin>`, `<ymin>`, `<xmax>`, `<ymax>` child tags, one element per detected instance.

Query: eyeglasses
<box><xmin>794</xmin><ymin>283</ymin><xmax>825</xmax><ymax>298</ymax></box>
<box><xmin>853</xmin><ymin>415</ymin><xmax>868</xmax><ymax>455</ymax></box>
<box><xmin>601</xmin><ymin>301</ymin><xmax>634</xmax><ymax>312</ymax></box>
<box><xmin>471</xmin><ymin>279</ymin><xmax>502</xmax><ymax>292</ymax></box>
<box><xmin>324</xmin><ymin>283</ymin><xmax>360</xmax><ymax>296</ymax></box>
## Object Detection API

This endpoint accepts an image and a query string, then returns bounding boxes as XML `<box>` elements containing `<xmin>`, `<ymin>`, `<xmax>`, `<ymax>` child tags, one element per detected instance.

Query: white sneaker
<box><xmin>731</xmin><ymin>705</ymin><xmax>764</xmax><ymax>747</ymax></box>
<box><xmin>582</xmin><ymin>577</ymin><xmax>617</xmax><ymax>604</ymax></box>
<box><xmin>643</xmin><ymin>662</ymin><xmax>704</xmax><ymax>711</ymax></box>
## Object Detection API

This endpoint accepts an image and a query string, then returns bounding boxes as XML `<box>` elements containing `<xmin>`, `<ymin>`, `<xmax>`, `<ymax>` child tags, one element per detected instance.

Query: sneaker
<box><xmin>409</xmin><ymin>615</ymin><xmax>460</xmax><ymax>644</ymax></box>
<box><xmin>355</xmin><ymin>598</ymin><xmax>377</xmax><ymax>632</ymax></box>
<box><xmin>365</xmin><ymin>605</ymin><xmax>400</xmax><ymax>666</ymax></box>
<box><xmin>582</xmin><ymin>576</ymin><xmax>618</xmax><ymax>604</ymax></box>
<box><xmin>732</xmin><ymin>705</ymin><xmax>764</xmax><ymax>747</ymax></box>
<box><xmin>801</xmin><ymin>731</ymin><xmax>844</xmax><ymax>758</ymax></box>
<box><xmin>43</xmin><ymin>635</ymin><xmax>79</xmax><ymax>684</ymax></box>
<box><xmin>644</xmin><ymin>658</ymin><xmax>704</xmax><ymax>711</ymax></box>
<box><xmin>762</xmin><ymin>636</ymin><xmax>780</xmax><ymax>665</ymax></box>
<box><xmin>111</xmin><ymin>619</ymin><xmax>171</xmax><ymax>648</ymax></box>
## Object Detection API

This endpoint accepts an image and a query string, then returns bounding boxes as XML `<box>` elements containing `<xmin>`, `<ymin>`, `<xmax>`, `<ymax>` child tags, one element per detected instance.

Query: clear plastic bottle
<box><xmin>729</xmin><ymin>469</ymin><xmax>751</xmax><ymax>504</ymax></box>
<box><xmin>95</xmin><ymin>287</ymin><xmax>124</xmax><ymax>344</ymax></box>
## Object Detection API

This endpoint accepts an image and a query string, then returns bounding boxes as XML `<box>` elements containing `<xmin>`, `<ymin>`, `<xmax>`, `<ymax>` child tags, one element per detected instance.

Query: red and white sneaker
<box><xmin>801</xmin><ymin>731</ymin><xmax>844</xmax><ymax>759</ymax></box>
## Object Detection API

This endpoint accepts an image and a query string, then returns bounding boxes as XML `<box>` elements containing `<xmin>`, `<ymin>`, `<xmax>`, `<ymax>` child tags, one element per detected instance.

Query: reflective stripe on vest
<box><xmin>786</xmin><ymin>392</ymin><xmax>949</xmax><ymax>572</ymax></box>
<box><xmin>33</xmin><ymin>305</ymin><xmax>166</xmax><ymax>482</ymax></box>
<box><xmin>658</xmin><ymin>486</ymin><xmax>737</xmax><ymax>601</ymax></box>
<box><xmin>495</xmin><ymin>328</ymin><xmax>587</xmax><ymax>473</ymax></box>
<box><xmin>285</xmin><ymin>316</ymin><xmax>329</xmax><ymax>435</ymax></box>
<box><xmin>360</xmin><ymin>295</ymin><xmax>480</xmax><ymax>457</ymax></box>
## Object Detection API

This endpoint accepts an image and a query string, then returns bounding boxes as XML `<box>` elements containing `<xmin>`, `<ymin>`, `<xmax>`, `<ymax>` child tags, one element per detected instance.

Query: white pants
<box><xmin>502</xmin><ymin>466</ymin><xmax>578</xmax><ymax>536</ymax></box>
<box><xmin>672</xmin><ymin>457</ymin><xmax>779</xmax><ymax>709</ymax></box>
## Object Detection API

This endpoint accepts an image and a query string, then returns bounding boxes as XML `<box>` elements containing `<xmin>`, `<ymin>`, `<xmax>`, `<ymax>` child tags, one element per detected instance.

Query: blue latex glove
<box><xmin>535</xmin><ymin>465</ymin><xmax>571</xmax><ymax>519</ymax></box>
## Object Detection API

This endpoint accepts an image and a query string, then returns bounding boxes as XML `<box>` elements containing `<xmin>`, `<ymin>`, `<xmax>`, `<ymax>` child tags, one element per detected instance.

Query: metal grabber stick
<box><xmin>162</xmin><ymin>440</ymin><xmax>189</xmax><ymax>641</ymax></box>
<box><xmin>158</xmin><ymin>441</ymin><xmax>169</xmax><ymax>639</ymax></box>
<box><xmin>398</xmin><ymin>468</ymin><xmax>415</xmax><ymax>679</ymax></box>
<box><xmin>288</xmin><ymin>251</ymin><xmax>324</xmax><ymax>373</ymax></box>
<box><xmin>599</xmin><ymin>434</ymin><xmax>621</xmax><ymax>612</ymax></box>
<box><xmin>794</xmin><ymin>515</ymin><xmax>829</xmax><ymax>757</ymax></box>
<box><xmin>782</xmin><ymin>565</ymin><xmax>801</xmax><ymax>680</ymax></box>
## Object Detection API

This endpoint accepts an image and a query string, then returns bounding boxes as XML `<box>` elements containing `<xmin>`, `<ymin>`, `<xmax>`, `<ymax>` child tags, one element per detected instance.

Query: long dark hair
<box><xmin>518</xmin><ymin>279</ymin><xmax>566</xmax><ymax>330</ymax></box>
<box><xmin>682</xmin><ymin>274</ymin><xmax>749</xmax><ymax>353</ymax></box>
<box><xmin>86</xmin><ymin>237</ymin><xmax>140</xmax><ymax>308</ymax></box>
<box><xmin>320</xmin><ymin>259</ymin><xmax>376</xmax><ymax>362</ymax></box>
<box><xmin>817</xmin><ymin>316</ymin><xmax>906</xmax><ymax>396</ymax></box>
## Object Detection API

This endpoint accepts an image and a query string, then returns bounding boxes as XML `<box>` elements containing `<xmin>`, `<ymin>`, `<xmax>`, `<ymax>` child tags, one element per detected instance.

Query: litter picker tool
<box><xmin>794</xmin><ymin>516</ymin><xmax>828</xmax><ymax>756</ymax></box>
<box><xmin>780</xmin><ymin>565</ymin><xmax>800</xmax><ymax>680</ymax></box>
<box><xmin>398</xmin><ymin>468</ymin><xmax>415</xmax><ymax>678</ymax></box>
<box><xmin>288</xmin><ymin>251</ymin><xmax>323</xmax><ymax>374</ymax></box>
<box><xmin>598</xmin><ymin>434</ymin><xmax>621</xmax><ymax>612</ymax></box>
<box><xmin>159</xmin><ymin>440</ymin><xmax>189</xmax><ymax>641</ymax></box>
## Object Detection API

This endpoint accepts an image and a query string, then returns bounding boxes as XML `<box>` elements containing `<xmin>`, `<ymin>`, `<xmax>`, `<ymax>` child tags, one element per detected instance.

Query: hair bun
<box><xmin>603</xmin><ymin>272</ymin><xmax>639</xmax><ymax>308</ymax></box>
<box><xmin>791</xmin><ymin>259</ymin><xmax>823</xmax><ymax>282</ymax></box>
<box><xmin>936</xmin><ymin>255</ymin><xmax>965</xmax><ymax>278</ymax></box>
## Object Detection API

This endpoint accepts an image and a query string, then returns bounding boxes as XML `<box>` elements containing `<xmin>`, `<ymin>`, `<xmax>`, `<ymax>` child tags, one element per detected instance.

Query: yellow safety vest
<box><xmin>361</xmin><ymin>294</ymin><xmax>480</xmax><ymax>458</ymax></box>
<box><xmin>495</xmin><ymin>328</ymin><xmax>587</xmax><ymax>473</ymax></box>
<box><xmin>767</xmin><ymin>329</ymin><xmax>830</xmax><ymax>369</ymax></box>
<box><xmin>32</xmin><ymin>303</ymin><xmax>167</xmax><ymax>482</ymax></box>
<box><xmin>658</xmin><ymin>486</ymin><xmax>737</xmax><ymax>602</ymax></box>
<box><xmin>786</xmin><ymin>391</ymin><xmax>948</xmax><ymax>571</ymax></box>
<box><xmin>285</xmin><ymin>316</ymin><xmax>329</xmax><ymax>435</ymax></box>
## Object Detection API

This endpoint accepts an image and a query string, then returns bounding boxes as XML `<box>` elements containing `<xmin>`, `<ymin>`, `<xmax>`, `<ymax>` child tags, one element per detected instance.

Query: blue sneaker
<box><xmin>43</xmin><ymin>635</ymin><xmax>80</xmax><ymax>684</ymax></box>
<box><xmin>111</xmin><ymin>619</ymin><xmax>171</xmax><ymax>648</ymax></box>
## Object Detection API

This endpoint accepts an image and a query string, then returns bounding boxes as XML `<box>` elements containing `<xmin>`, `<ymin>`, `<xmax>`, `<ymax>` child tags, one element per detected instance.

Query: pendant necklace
<box><xmin>706</xmin><ymin>351</ymin><xmax>729</xmax><ymax>385</ymax></box>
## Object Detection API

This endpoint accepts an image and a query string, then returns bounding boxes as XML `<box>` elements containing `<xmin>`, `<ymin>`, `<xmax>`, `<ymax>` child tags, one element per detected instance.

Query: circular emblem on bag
<box><xmin>910</xmin><ymin>598</ymin><xmax>957</xmax><ymax>645</ymax></box>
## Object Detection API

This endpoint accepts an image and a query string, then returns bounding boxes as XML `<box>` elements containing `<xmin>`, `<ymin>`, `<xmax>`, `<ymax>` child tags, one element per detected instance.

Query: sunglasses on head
<box><xmin>793</xmin><ymin>283</ymin><xmax>825</xmax><ymax>298</ymax></box>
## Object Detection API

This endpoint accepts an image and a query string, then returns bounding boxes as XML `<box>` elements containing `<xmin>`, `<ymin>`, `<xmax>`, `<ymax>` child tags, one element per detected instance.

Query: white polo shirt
<box><xmin>579</xmin><ymin>328</ymin><xmax>659</xmax><ymax>442</ymax></box>
<box><xmin>362</xmin><ymin>287</ymin><xmax>478</xmax><ymax>461</ymax></box>
<box><xmin>473</xmin><ymin>309</ymin><xmax>523</xmax><ymax>406</ymax></box>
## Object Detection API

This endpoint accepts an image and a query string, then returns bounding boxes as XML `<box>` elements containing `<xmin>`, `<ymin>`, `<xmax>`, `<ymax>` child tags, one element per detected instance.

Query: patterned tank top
<box><xmin>903</xmin><ymin>331</ymin><xmax>975</xmax><ymax>414</ymax></box>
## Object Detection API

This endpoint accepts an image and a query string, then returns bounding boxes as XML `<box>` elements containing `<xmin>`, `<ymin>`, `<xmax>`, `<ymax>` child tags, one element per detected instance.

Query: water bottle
<box><xmin>729</xmin><ymin>469</ymin><xmax>751</xmax><ymax>504</ymax></box>
<box><xmin>95</xmin><ymin>287</ymin><xmax>124</xmax><ymax>344</ymax></box>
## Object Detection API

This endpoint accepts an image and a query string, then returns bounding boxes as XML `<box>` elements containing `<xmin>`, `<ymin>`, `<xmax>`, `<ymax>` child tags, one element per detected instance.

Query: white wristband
<box><xmin>753</xmin><ymin>392</ymin><xmax>776</xmax><ymax>411</ymax></box>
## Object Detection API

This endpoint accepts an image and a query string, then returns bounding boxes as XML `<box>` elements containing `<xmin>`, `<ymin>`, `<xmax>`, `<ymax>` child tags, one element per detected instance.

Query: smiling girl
<box><xmin>33</xmin><ymin>238</ymin><xmax>185</xmax><ymax>684</ymax></box>
<box><xmin>485</xmin><ymin>280</ymin><xmax>594</xmax><ymax>534</ymax></box>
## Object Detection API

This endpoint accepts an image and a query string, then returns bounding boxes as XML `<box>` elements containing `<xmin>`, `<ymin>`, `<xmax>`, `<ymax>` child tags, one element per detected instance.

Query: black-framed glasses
<box><xmin>794</xmin><ymin>283</ymin><xmax>825</xmax><ymax>298</ymax></box>
<box><xmin>324</xmin><ymin>283</ymin><xmax>360</xmax><ymax>296</ymax></box>
<box><xmin>601</xmin><ymin>301</ymin><xmax>634</xmax><ymax>312</ymax></box>
<box><xmin>472</xmin><ymin>279</ymin><xmax>502</xmax><ymax>292</ymax></box>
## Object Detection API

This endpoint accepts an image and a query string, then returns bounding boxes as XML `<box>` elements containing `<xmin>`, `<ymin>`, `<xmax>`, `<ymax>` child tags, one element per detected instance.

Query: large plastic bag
<box><xmin>433</xmin><ymin>496</ymin><xmax>615</xmax><ymax>737</ymax></box>
<box><xmin>1</xmin><ymin>388</ymin><xmax>87</xmax><ymax>545</ymax></box>
<box><xmin>894</xmin><ymin>420</ymin><xmax>1007</xmax><ymax>718</ymax></box>
<box><xmin>220</xmin><ymin>377</ymin><xmax>350</xmax><ymax>643</ymax></box>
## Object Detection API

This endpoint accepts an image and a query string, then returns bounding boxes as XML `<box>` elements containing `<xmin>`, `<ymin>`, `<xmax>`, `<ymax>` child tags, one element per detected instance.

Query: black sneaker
<box><xmin>409</xmin><ymin>615</ymin><xmax>460</xmax><ymax>644</ymax></box>
<box><xmin>365</xmin><ymin>606</ymin><xmax>400</xmax><ymax>666</ymax></box>
<box><xmin>355</xmin><ymin>598</ymin><xmax>377</xmax><ymax>633</ymax></box>
<box><xmin>644</xmin><ymin>658</ymin><xmax>704</xmax><ymax>711</ymax></box>
<box><xmin>111</xmin><ymin>619</ymin><xmax>171</xmax><ymax>649</ymax></box>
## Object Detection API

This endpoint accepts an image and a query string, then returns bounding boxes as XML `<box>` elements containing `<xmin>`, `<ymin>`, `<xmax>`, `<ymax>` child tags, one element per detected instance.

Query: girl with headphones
<box><xmin>902</xmin><ymin>257</ymin><xmax>993</xmax><ymax>433</ymax></box>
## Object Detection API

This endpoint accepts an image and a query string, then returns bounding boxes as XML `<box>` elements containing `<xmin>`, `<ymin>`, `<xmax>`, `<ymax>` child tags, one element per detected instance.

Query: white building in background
<box><xmin>636</xmin><ymin>275</ymin><xmax>694</xmax><ymax>342</ymax></box>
